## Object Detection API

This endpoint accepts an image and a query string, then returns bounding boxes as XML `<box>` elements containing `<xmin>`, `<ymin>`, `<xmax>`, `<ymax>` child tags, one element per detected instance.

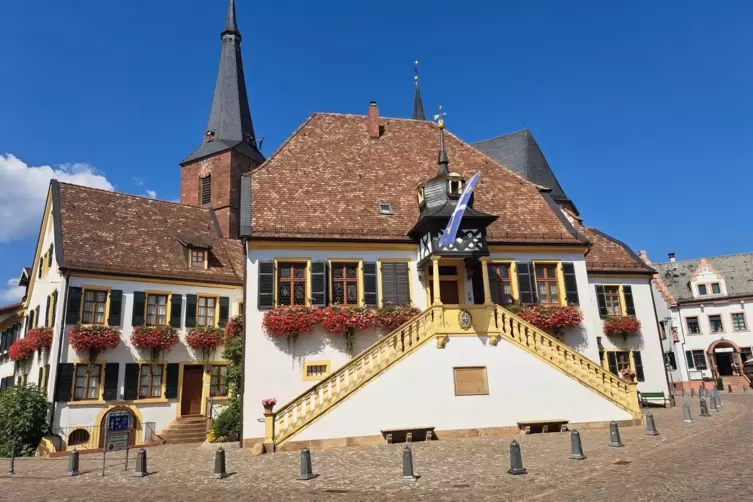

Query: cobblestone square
<box><xmin>3</xmin><ymin>394</ymin><xmax>750</xmax><ymax>501</ymax></box>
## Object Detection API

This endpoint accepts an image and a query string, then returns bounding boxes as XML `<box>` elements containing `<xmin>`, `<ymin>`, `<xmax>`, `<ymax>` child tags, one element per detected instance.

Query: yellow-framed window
<box><xmin>331</xmin><ymin>262</ymin><xmax>360</xmax><ymax>305</ymax></box>
<box><xmin>533</xmin><ymin>263</ymin><xmax>561</xmax><ymax>304</ymax></box>
<box><xmin>197</xmin><ymin>295</ymin><xmax>219</xmax><ymax>327</ymax></box>
<box><xmin>146</xmin><ymin>293</ymin><xmax>170</xmax><ymax>326</ymax></box>
<box><xmin>138</xmin><ymin>363</ymin><xmax>165</xmax><ymax>399</ymax></box>
<box><xmin>81</xmin><ymin>288</ymin><xmax>109</xmax><ymax>325</ymax></box>
<box><xmin>277</xmin><ymin>262</ymin><xmax>308</xmax><ymax>306</ymax></box>
<box><xmin>73</xmin><ymin>363</ymin><xmax>102</xmax><ymax>401</ymax></box>
<box><xmin>302</xmin><ymin>360</ymin><xmax>331</xmax><ymax>381</ymax></box>
<box><xmin>603</xmin><ymin>285</ymin><xmax>623</xmax><ymax>316</ymax></box>
<box><xmin>210</xmin><ymin>365</ymin><xmax>229</xmax><ymax>396</ymax></box>
<box><xmin>488</xmin><ymin>262</ymin><xmax>515</xmax><ymax>306</ymax></box>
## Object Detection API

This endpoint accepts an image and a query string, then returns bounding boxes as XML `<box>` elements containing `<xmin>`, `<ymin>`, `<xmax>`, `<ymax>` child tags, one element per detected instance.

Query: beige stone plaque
<box><xmin>453</xmin><ymin>366</ymin><xmax>489</xmax><ymax>396</ymax></box>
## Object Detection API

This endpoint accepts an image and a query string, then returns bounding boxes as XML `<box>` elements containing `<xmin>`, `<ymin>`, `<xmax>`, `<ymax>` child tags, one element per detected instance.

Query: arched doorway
<box><xmin>708</xmin><ymin>339</ymin><xmax>742</xmax><ymax>377</ymax></box>
<box><xmin>98</xmin><ymin>407</ymin><xmax>140</xmax><ymax>448</ymax></box>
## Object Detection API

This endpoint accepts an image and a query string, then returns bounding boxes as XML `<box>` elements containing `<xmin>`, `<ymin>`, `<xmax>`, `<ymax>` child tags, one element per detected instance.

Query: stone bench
<box><xmin>517</xmin><ymin>419</ymin><xmax>569</xmax><ymax>435</ymax></box>
<box><xmin>381</xmin><ymin>426</ymin><xmax>435</xmax><ymax>444</ymax></box>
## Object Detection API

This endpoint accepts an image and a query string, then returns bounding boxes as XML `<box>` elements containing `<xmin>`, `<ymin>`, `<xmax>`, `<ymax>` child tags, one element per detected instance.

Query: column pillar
<box><xmin>480</xmin><ymin>257</ymin><xmax>493</xmax><ymax>306</ymax></box>
<box><xmin>431</xmin><ymin>256</ymin><xmax>442</xmax><ymax>306</ymax></box>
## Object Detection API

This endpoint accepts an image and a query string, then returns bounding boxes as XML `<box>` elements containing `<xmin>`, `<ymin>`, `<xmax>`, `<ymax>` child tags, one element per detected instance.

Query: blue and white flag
<box><xmin>438</xmin><ymin>172</ymin><xmax>481</xmax><ymax>248</ymax></box>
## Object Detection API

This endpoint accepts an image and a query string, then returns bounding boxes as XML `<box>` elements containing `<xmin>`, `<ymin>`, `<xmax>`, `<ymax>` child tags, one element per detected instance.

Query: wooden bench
<box><xmin>639</xmin><ymin>391</ymin><xmax>669</xmax><ymax>408</ymax></box>
<box><xmin>380</xmin><ymin>426</ymin><xmax>435</xmax><ymax>444</ymax></box>
<box><xmin>516</xmin><ymin>419</ymin><xmax>569</xmax><ymax>435</ymax></box>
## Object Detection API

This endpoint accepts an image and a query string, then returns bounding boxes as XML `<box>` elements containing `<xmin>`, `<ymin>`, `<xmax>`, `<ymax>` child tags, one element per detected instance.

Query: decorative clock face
<box><xmin>198</xmin><ymin>160</ymin><xmax>213</xmax><ymax>178</ymax></box>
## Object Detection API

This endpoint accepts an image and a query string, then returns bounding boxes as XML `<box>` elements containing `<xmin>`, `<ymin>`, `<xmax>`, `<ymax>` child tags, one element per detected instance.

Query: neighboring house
<box><xmin>642</xmin><ymin>251</ymin><xmax>753</xmax><ymax>391</ymax></box>
<box><xmin>0</xmin><ymin>297</ymin><xmax>27</xmax><ymax>390</ymax></box>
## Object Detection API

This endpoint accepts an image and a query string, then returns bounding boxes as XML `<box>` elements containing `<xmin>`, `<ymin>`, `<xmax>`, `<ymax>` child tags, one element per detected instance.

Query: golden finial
<box><xmin>433</xmin><ymin>105</ymin><xmax>446</xmax><ymax>129</ymax></box>
<box><xmin>414</xmin><ymin>60</ymin><xmax>419</xmax><ymax>82</ymax></box>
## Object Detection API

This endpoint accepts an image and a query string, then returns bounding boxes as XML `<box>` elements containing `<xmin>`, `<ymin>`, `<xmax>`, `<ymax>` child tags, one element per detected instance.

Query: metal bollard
<box><xmin>402</xmin><ymin>446</ymin><xmax>416</xmax><ymax>483</ymax></box>
<box><xmin>709</xmin><ymin>395</ymin><xmax>719</xmax><ymax>412</ymax></box>
<box><xmin>645</xmin><ymin>413</ymin><xmax>660</xmax><ymax>436</ymax></box>
<box><xmin>683</xmin><ymin>403</ymin><xmax>694</xmax><ymax>423</ymax></box>
<box><xmin>716</xmin><ymin>391</ymin><xmax>723</xmax><ymax>409</ymax></box>
<box><xmin>132</xmin><ymin>448</ymin><xmax>148</xmax><ymax>477</ymax></box>
<box><xmin>608</xmin><ymin>421</ymin><xmax>624</xmax><ymax>448</ymax></box>
<box><xmin>728</xmin><ymin>384</ymin><xmax>733</xmax><ymax>393</ymax></box>
<box><xmin>700</xmin><ymin>398</ymin><xmax>710</xmax><ymax>417</ymax></box>
<box><xmin>507</xmin><ymin>440</ymin><xmax>527</xmax><ymax>475</ymax></box>
<box><xmin>681</xmin><ymin>388</ymin><xmax>685</xmax><ymax>397</ymax></box>
<box><xmin>65</xmin><ymin>449</ymin><xmax>81</xmax><ymax>477</ymax></box>
<box><xmin>299</xmin><ymin>448</ymin><xmax>315</xmax><ymax>481</ymax></box>
<box><xmin>8</xmin><ymin>438</ymin><xmax>17</xmax><ymax>475</ymax></box>
<box><xmin>690</xmin><ymin>388</ymin><xmax>695</xmax><ymax>398</ymax></box>
<box><xmin>213</xmin><ymin>446</ymin><xmax>228</xmax><ymax>479</ymax></box>
<box><xmin>569</xmin><ymin>430</ymin><xmax>586</xmax><ymax>460</ymax></box>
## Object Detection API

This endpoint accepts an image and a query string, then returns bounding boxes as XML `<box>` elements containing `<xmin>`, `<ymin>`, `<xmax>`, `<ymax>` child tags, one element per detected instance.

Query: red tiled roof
<box><xmin>250</xmin><ymin>114</ymin><xmax>584</xmax><ymax>244</ymax></box>
<box><xmin>56</xmin><ymin>183</ymin><xmax>244</xmax><ymax>285</ymax></box>
<box><xmin>583</xmin><ymin>228</ymin><xmax>654</xmax><ymax>274</ymax></box>
<box><xmin>0</xmin><ymin>302</ymin><xmax>22</xmax><ymax>313</ymax></box>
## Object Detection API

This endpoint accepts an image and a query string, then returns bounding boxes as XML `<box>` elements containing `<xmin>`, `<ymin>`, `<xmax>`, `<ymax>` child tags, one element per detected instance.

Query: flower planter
<box><xmin>376</xmin><ymin>305</ymin><xmax>421</xmax><ymax>333</ymax></box>
<box><xmin>320</xmin><ymin>306</ymin><xmax>377</xmax><ymax>355</ymax></box>
<box><xmin>262</xmin><ymin>398</ymin><xmax>277</xmax><ymax>416</ymax></box>
<box><xmin>510</xmin><ymin>305</ymin><xmax>583</xmax><ymax>333</ymax></box>
<box><xmin>131</xmin><ymin>325</ymin><xmax>179</xmax><ymax>361</ymax></box>
<box><xmin>262</xmin><ymin>306</ymin><xmax>323</xmax><ymax>342</ymax></box>
<box><xmin>186</xmin><ymin>326</ymin><xmax>225</xmax><ymax>361</ymax></box>
<box><xmin>603</xmin><ymin>316</ymin><xmax>642</xmax><ymax>340</ymax></box>
<box><xmin>26</xmin><ymin>327</ymin><xmax>53</xmax><ymax>354</ymax></box>
<box><xmin>68</xmin><ymin>324</ymin><xmax>121</xmax><ymax>364</ymax></box>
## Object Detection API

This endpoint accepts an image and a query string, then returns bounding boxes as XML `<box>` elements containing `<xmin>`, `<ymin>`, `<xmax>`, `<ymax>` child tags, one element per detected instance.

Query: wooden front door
<box><xmin>440</xmin><ymin>280</ymin><xmax>460</xmax><ymax>304</ymax></box>
<box><xmin>181</xmin><ymin>366</ymin><xmax>204</xmax><ymax>416</ymax></box>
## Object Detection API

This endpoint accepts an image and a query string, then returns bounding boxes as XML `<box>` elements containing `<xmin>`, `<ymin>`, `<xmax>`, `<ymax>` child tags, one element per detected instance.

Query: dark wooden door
<box><xmin>181</xmin><ymin>366</ymin><xmax>204</xmax><ymax>416</ymax></box>
<box><xmin>716</xmin><ymin>352</ymin><xmax>733</xmax><ymax>376</ymax></box>
<box><xmin>440</xmin><ymin>280</ymin><xmax>460</xmax><ymax>304</ymax></box>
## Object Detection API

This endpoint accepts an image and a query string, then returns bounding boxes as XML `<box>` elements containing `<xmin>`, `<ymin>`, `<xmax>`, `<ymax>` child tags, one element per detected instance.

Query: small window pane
<box><xmin>698</xmin><ymin>285</ymin><xmax>707</xmax><ymax>295</ymax></box>
<box><xmin>733</xmin><ymin>313</ymin><xmax>747</xmax><ymax>331</ymax></box>
<box><xmin>711</xmin><ymin>283</ymin><xmax>721</xmax><ymax>294</ymax></box>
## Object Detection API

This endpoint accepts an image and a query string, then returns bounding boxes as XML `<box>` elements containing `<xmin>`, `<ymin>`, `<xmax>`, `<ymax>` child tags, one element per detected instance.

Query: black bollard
<box><xmin>299</xmin><ymin>448</ymin><xmax>315</xmax><ymax>481</ymax></box>
<box><xmin>608</xmin><ymin>421</ymin><xmax>624</xmax><ymax>447</ymax></box>
<box><xmin>507</xmin><ymin>440</ymin><xmax>527</xmax><ymax>475</ymax></box>
<box><xmin>690</xmin><ymin>388</ymin><xmax>695</xmax><ymax>398</ymax></box>
<box><xmin>700</xmin><ymin>398</ymin><xmax>710</xmax><ymax>417</ymax></box>
<box><xmin>683</xmin><ymin>403</ymin><xmax>694</xmax><ymax>423</ymax></box>
<box><xmin>213</xmin><ymin>447</ymin><xmax>228</xmax><ymax>479</ymax></box>
<box><xmin>402</xmin><ymin>446</ymin><xmax>416</xmax><ymax>483</ymax></box>
<box><xmin>8</xmin><ymin>438</ymin><xmax>16</xmax><ymax>475</ymax></box>
<box><xmin>65</xmin><ymin>449</ymin><xmax>80</xmax><ymax>477</ymax></box>
<box><xmin>728</xmin><ymin>384</ymin><xmax>733</xmax><ymax>393</ymax></box>
<box><xmin>132</xmin><ymin>448</ymin><xmax>148</xmax><ymax>477</ymax></box>
<box><xmin>645</xmin><ymin>413</ymin><xmax>660</xmax><ymax>436</ymax></box>
<box><xmin>569</xmin><ymin>430</ymin><xmax>586</xmax><ymax>460</ymax></box>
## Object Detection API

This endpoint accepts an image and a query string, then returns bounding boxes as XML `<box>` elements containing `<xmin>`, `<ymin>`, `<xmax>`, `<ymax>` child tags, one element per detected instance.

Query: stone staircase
<box><xmin>266</xmin><ymin>304</ymin><xmax>641</xmax><ymax>448</ymax></box>
<box><xmin>721</xmin><ymin>375</ymin><xmax>750</xmax><ymax>391</ymax></box>
<box><xmin>159</xmin><ymin>416</ymin><xmax>209</xmax><ymax>444</ymax></box>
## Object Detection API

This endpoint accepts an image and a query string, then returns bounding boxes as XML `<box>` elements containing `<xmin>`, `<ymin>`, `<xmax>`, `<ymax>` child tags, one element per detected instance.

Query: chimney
<box><xmin>366</xmin><ymin>101</ymin><xmax>380</xmax><ymax>138</ymax></box>
<box><xmin>668</xmin><ymin>252</ymin><xmax>676</xmax><ymax>263</ymax></box>
<box><xmin>638</xmin><ymin>250</ymin><xmax>651</xmax><ymax>265</ymax></box>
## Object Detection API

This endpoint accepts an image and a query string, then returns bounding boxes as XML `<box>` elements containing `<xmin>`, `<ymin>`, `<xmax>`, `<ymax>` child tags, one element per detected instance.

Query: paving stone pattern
<box><xmin>3</xmin><ymin>394</ymin><xmax>752</xmax><ymax>501</ymax></box>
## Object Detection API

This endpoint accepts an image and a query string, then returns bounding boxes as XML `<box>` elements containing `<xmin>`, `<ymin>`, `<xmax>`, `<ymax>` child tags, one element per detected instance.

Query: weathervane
<box><xmin>433</xmin><ymin>105</ymin><xmax>446</xmax><ymax>129</ymax></box>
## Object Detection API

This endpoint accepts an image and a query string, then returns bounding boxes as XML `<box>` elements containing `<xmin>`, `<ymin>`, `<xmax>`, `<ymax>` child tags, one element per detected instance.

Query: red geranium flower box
<box><xmin>186</xmin><ymin>326</ymin><xmax>225</xmax><ymax>357</ymax></box>
<box><xmin>376</xmin><ymin>304</ymin><xmax>421</xmax><ymax>333</ymax></box>
<box><xmin>225</xmin><ymin>315</ymin><xmax>244</xmax><ymax>339</ymax></box>
<box><xmin>262</xmin><ymin>306</ymin><xmax>322</xmax><ymax>339</ymax></box>
<box><xmin>515</xmin><ymin>305</ymin><xmax>583</xmax><ymax>331</ymax></box>
<box><xmin>131</xmin><ymin>325</ymin><xmax>179</xmax><ymax>358</ymax></box>
<box><xmin>69</xmin><ymin>324</ymin><xmax>120</xmax><ymax>361</ymax></box>
<box><xmin>603</xmin><ymin>316</ymin><xmax>642</xmax><ymax>336</ymax></box>
<box><xmin>26</xmin><ymin>327</ymin><xmax>53</xmax><ymax>353</ymax></box>
<box><xmin>9</xmin><ymin>338</ymin><xmax>34</xmax><ymax>362</ymax></box>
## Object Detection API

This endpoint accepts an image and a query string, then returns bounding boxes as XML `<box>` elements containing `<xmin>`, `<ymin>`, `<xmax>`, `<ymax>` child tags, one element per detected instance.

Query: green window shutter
<box><xmin>131</xmin><ymin>291</ymin><xmax>146</xmax><ymax>326</ymax></box>
<box><xmin>395</xmin><ymin>262</ymin><xmax>411</xmax><ymax>306</ymax></box>
<box><xmin>310</xmin><ymin>261</ymin><xmax>328</xmax><ymax>307</ymax></box>
<box><xmin>108</xmin><ymin>290</ymin><xmax>123</xmax><ymax>327</ymax></box>
<box><xmin>51</xmin><ymin>290</ymin><xmax>58</xmax><ymax>328</ymax></box>
<box><xmin>165</xmin><ymin>363</ymin><xmax>180</xmax><ymax>398</ymax></box>
<box><xmin>1</xmin><ymin>331</ymin><xmax>7</xmax><ymax>353</ymax></box>
<box><xmin>685</xmin><ymin>350</ymin><xmax>694</xmax><ymax>369</ymax></box>
<box><xmin>54</xmin><ymin>363</ymin><xmax>74</xmax><ymax>402</ymax></box>
<box><xmin>38</xmin><ymin>258</ymin><xmax>42</xmax><ymax>279</ymax></box>
<box><xmin>43</xmin><ymin>364</ymin><xmax>50</xmax><ymax>394</ymax></box>
<box><xmin>37</xmin><ymin>366</ymin><xmax>44</xmax><ymax>388</ymax></box>
<box><xmin>595</xmin><ymin>285</ymin><xmax>608</xmax><ymax>317</ymax></box>
<box><xmin>607</xmin><ymin>352</ymin><xmax>618</xmax><ymax>375</ymax></box>
<box><xmin>633</xmin><ymin>351</ymin><xmax>644</xmax><ymax>382</ymax></box>
<box><xmin>185</xmin><ymin>295</ymin><xmax>197</xmax><ymax>328</ymax></box>
<box><xmin>258</xmin><ymin>261</ymin><xmax>275</xmax><ymax>309</ymax></box>
<box><xmin>562</xmin><ymin>263</ymin><xmax>579</xmax><ymax>306</ymax></box>
<box><xmin>219</xmin><ymin>296</ymin><xmax>230</xmax><ymax>327</ymax></box>
<box><xmin>170</xmin><ymin>294</ymin><xmax>183</xmax><ymax>328</ymax></box>
<box><xmin>102</xmin><ymin>363</ymin><xmax>120</xmax><ymax>401</ymax></box>
<box><xmin>123</xmin><ymin>363</ymin><xmax>140</xmax><ymax>400</ymax></box>
<box><xmin>623</xmin><ymin>286</ymin><xmax>636</xmax><ymax>316</ymax></box>
<box><xmin>380</xmin><ymin>262</ymin><xmax>397</xmax><ymax>305</ymax></box>
<box><xmin>66</xmin><ymin>287</ymin><xmax>82</xmax><ymax>325</ymax></box>
<box><xmin>516</xmin><ymin>262</ymin><xmax>536</xmax><ymax>305</ymax></box>
<box><xmin>363</xmin><ymin>262</ymin><xmax>378</xmax><ymax>307</ymax></box>
<box><xmin>34</xmin><ymin>307</ymin><xmax>39</xmax><ymax>328</ymax></box>
<box><xmin>44</xmin><ymin>295</ymin><xmax>51</xmax><ymax>327</ymax></box>
<box><xmin>48</xmin><ymin>244</ymin><xmax>53</xmax><ymax>267</ymax></box>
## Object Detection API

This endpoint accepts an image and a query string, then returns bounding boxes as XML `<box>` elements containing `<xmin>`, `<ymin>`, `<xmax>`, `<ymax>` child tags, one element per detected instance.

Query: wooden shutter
<box><xmin>43</xmin><ymin>364</ymin><xmax>50</xmax><ymax>393</ymax></box>
<box><xmin>66</xmin><ymin>287</ymin><xmax>82</xmax><ymax>324</ymax></box>
<box><xmin>595</xmin><ymin>285</ymin><xmax>608</xmax><ymax>317</ymax></box>
<box><xmin>48</xmin><ymin>244</ymin><xmax>54</xmax><ymax>267</ymax></box>
<box><xmin>38</xmin><ymin>257</ymin><xmax>42</xmax><ymax>278</ymax></box>
<box><xmin>51</xmin><ymin>290</ymin><xmax>58</xmax><ymax>327</ymax></box>
<box><xmin>102</xmin><ymin>363</ymin><xmax>119</xmax><ymax>401</ymax></box>
<box><xmin>123</xmin><ymin>363</ymin><xmax>140</xmax><ymax>400</ymax></box>
<box><xmin>38</xmin><ymin>366</ymin><xmax>44</xmax><ymax>387</ymax></box>
<box><xmin>108</xmin><ymin>290</ymin><xmax>123</xmax><ymax>326</ymax></box>
<box><xmin>165</xmin><ymin>363</ymin><xmax>180</xmax><ymax>398</ymax></box>
<box><xmin>562</xmin><ymin>263</ymin><xmax>579</xmax><ymax>306</ymax></box>
<box><xmin>54</xmin><ymin>363</ymin><xmax>74</xmax><ymax>402</ymax></box>
<box><xmin>310</xmin><ymin>261</ymin><xmax>328</xmax><ymax>307</ymax></box>
<box><xmin>623</xmin><ymin>286</ymin><xmax>636</xmax><ymax>316</ymax></box>
<box><xmin>1</xmin><ymin>331</ymin><xmax>6</xmax><ymax>352</ymax></box>
<box><xmin>185</xmin><ymin>294</ymin><xmax>197</xmax><ymax>328</ymax></box>
<box><xmin>516</xmin><ymin>262</ymin><xmax>536</xmax><ymax>305</ymax></box>
<box><xmin>607</xmin><ymin>352</ymin><xmax>618</xmax><ymax>375</ymax></box>
<box><xmin>34</xmin><ymin>306</ymin><xmax>39</xmax><ymax>328</ymax></box>
<box><xmin>170</xmin><ymin>294</ymin><xmax>183</xmax><ymax>328</ymax></box>
<box><xmin>258</xmin><ymin>261</ymin><xmax>275</xmax><ymax>309</ymax></box>
<box><xmin>44</xmin><ymin>295</ymin><xmax>51</xmax><ymax>327</ymax></box>
<box><xmin>380</xmin><ymin>262</ymin><xmax>397</xmax><ymax>305</ymax></box>
<box><xmin>633</xmin><ymin>351</ymin><xmax>644</xmax><ymax>382</ymax></box>
<box><xmin>395</xmin><ymin>263</ymin><xmax>411</xmax><ymax>305</ymax></box>
<box><xmin>131</xmin><ymin>291</ymin><xmax>146</xmax><ymax>326</ymax></box>
<box><xmin>363</xmin><ymin>262</ymin><xmax>378</xmax><ymax>307</ymax></box>
<box><xmin>219</xmin><ymin>296</ymin><xmax>230</xmax><ymax>327</ymax></box>
<box><xmin>685</xmin><ymin>350</ymin><xmax>694</xmax><ymax>369</ymax></box>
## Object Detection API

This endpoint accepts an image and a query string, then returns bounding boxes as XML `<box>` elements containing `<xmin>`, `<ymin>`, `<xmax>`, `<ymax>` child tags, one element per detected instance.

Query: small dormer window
<box><xmin>205</xmin><ymin>131</ymin><xmax>215</xmax><ymax>143</ymax></box>
<box><xmin>417</xmin><ymin>185</ymin><xmax>425</xmax><ymax>207</ymax></box>
<box><xmin>378</xmin><ymin>202</ymin><xmax>393</xmax><ymax>216</ymax></box>
<box><xmin>190</xmin><ymin>249</ymin><xmax>207</xmax><ymax>269</ymax></box>
<box><xmin>711</xmin><ymin>283</ymin><xmax>721</xmax><ymax>294</ymax></box>
<box><xmin>447</xmin><ymin>173</ymin><xmax>464</xmax><ymax>198</ymax></box>
<box><xmin>698</xmin><ymin>284</ymin><xmax>707</xmax><ymax>296</ymax></box>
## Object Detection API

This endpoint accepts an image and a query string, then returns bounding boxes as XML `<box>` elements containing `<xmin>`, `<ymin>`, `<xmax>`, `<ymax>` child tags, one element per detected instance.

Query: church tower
<box><xmin>180</xmin><ymin>0</ymin><xmax>265</xmax><ymax>239</ymax></box>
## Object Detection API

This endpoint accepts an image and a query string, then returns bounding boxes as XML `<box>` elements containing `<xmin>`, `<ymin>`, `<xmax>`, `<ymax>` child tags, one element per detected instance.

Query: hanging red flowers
<box><xmin>26</xmin><ymin>327</ymin><xmax>53</xmax><ymax>353</ymax></box>
<box><xmin>320</xmin><ymin>306</ymin><xmax>377</xmax><ymax>355</ymax></box>
<box><xmin>131</xmin><ymin>325</ymin><xmax>179</xmax><ymax>359</ymax></box>
<box><xmin>69</xmin><ymin>324</ymin><xmax>120</xmax><ymax>363</ymax></box>
<box><xmin>9</xmin><ymin>338</ymin><xmax>34</xmax><ymax>362</ymax></box>
<box><xmin>225</xmin><ymin>315</ymin><xmax>244</xmax><ymax>339</ymax></box>
<box><xmin>186</xmin><ymin>326</ymin><xmax>225</xmax><ymax>359</ymax></box>
<box><xmin>512</xmin><ymin>305</ymin><xmax>583</xmax><ymax>331</ymax></box>
<box><xmin>262</xmin><ymin>306</ymin><xmax>323</xmax><ymax>339</ymax></box>
<box><xmin>603</xmin><ymin>316</ymin><xmax>642</xmax><ymax>337</ymax></box>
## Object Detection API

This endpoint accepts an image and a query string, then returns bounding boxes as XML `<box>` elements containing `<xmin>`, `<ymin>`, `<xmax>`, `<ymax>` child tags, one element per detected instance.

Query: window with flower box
<box><xmin>595</xmin><ymin>285</ymin><xmax>636</xmax><ymax>318</ymax></box>
<box><xmin>146</xmin><ymin>294</ymin><xmax>169</xmax><ymax>326</ymax></box>
<box><xmin>331</xmin><ymin>262</ymin><xmax>359</xmax><ymax>305</ymax></box>
<box><xmin>603</xmin><ymin>286</ymin><xmax>622</xmax><ymax>316</ymax></box>
<box><xmin>278</xmin><ymin>262</ymin><xmax>307</xmax><ymax>306</ymax></box>
<box><xmin>82</xmin><ymin>288</ymin><xmax>108</xmax><ymax>325</ymax></box>
<box><xmin>197</xmin><ymin>296</ymin><xmax>218</xmax><ymax>327</ymax></box>
<box><xmin>73</xmin><ymin>364</ymin><xmax>102</xmax><ymax>401</ymax></box>
<box><xmin>139</xmin><ymin>364</ymin><xmax>164</xmax><ymax>399</ymax></box>
<box><xmin>210</xmin><ymin>365</ymin><xmax>229</xmax><ymax>396</ymax></box>
<box><xmin>605</xmin><ymin>351</ymin><xmax>631</xmax><ymax>376</ymax></box>
<box><xmin>534</xmin><ymin>264</ymin><xmax>560</xmax><ymax>304</ymax></box>
<box><xmin>489</xmin><ymin>263</ymin><xmax>513</xmax><ymax>306</ymax></box>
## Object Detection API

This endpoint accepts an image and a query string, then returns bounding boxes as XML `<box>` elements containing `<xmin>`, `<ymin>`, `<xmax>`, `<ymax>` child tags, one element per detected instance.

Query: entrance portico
<box><xmin>708</xmin><ymin>339</ymin><xmax>743</xmax><ymax>377</ymax></box>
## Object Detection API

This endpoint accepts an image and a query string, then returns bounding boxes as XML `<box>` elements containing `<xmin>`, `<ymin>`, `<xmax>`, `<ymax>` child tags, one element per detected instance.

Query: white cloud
<box><xmin>132</xmin><ymin>176</ymin><xmax>145</xmax><ymax>186</ymax></box>
<box><xmin>0</xmin><ymin>278</ymin><xmax>24</xmax><ymax>303</ymax></box>
<box><xmin>145</xmin><ymin>189</ymin><xmax>157</xmax><ymax>199</ymax></box>
<box><xmin>0</xmin><ymin>154</ymin><xmax>114</xmax><ymax>242</ymax></box>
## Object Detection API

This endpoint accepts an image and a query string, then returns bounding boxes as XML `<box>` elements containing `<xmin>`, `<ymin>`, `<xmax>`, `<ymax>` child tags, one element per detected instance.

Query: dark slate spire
<box><xmin>413</xmin><ymin>61</ymin><xmax>425</xmax><ymax>121</ymax></box>
<box><xmin>182</xmin><ymin>0</ymin><xmax>264</xmax><ymax>165</ymax></box>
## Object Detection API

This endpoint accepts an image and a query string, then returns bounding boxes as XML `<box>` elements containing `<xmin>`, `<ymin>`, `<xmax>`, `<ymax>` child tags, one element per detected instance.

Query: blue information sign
<box><xmin>107</xmin><ymin>411</ymin><xmax>131</xmax><ymax>433</ymax></box>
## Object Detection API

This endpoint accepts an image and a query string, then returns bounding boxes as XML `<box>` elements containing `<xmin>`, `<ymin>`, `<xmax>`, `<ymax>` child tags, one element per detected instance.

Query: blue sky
<box><xmin>1</xmin><ymin>0</ymin><xmax>751</xmax><ymax>302</ymax></box>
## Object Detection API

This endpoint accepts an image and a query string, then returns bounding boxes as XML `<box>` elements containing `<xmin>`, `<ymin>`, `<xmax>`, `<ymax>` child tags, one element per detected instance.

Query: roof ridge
<box><xmin>471</xmin><ymin>128</ymin><xmax>530</xmax><ymax>145</ymax></box>
<box><xmin>653</xmin><ymin>251</ymin><xmax>753</xmax><ymax>266</ymax></box>
<box><xmin>56</xmin><ymin>181</ymin><xmax>209</xmax><ymax>211</ymax></box>
<box><xmin>250</xmin><ymin>114</ymin><xmax>319</xmax><ymax>176</ymax></box>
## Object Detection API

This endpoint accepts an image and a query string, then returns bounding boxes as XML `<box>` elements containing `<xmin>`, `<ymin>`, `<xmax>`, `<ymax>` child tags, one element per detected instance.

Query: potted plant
<box><xmin>603</xmin><ymin>316</ymin><xmax>642</xmax><ymax>338</ymax></box>
<box><xmin>320</xmin><ymin>306</ymin><xmax>377</xmax><ymax>355</ymax></box>
<box><xmin>262</xmin><ymin>397</ymin><xmax>277</xmax><ymax>415</ymax></box>
<box><xmin>131</xmin><ymin>325</ymin><xmax>180</xmax><ymax>361</ymax></box>
<box><xmin>262</xmin><ymin>306</ymin><xmax>323</xmax><ymax>345</ymax></box>
<box><xmin>513</xmin><ymin>304</ymin><xmax>583</xmax><ymax>339</ymax></box>
<box><xmin>376</xmin><ymin>304</ymin><xmax>420</xmax><ymax>333</ymax></box>
<box><xmin>68</xmin><ymin>324</ymin><xmax>121</xmax><ymax>365</ymax></box>
<box><xmin>225</xmin><ymin>315</ymin><xmax>244</xmax><ymax>340</ymax></box>
<box><xmin>186</xmin><ymin>326</ymin><xmax>225</xmax><ymax>361</ymax></box>
<box><xmin>620</xmin><ymin>367</ymin><xmax>636</xmax><ymax>382</ymax></box>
